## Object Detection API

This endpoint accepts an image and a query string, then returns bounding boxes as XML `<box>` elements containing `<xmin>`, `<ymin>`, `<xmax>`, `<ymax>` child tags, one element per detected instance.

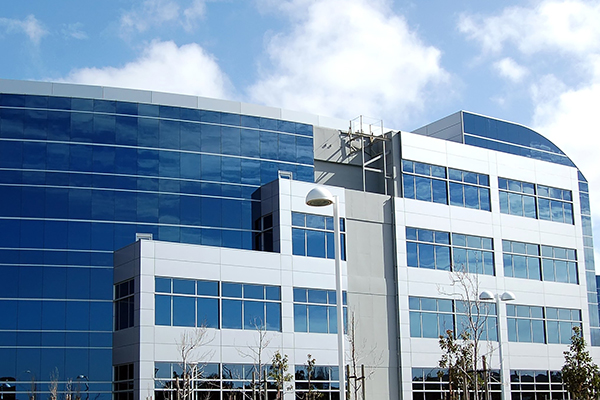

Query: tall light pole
<box><xmin>305</xmin><ymin>186</ymin><xmax>345</xmax><ymax>400</ymax></box>
<box><xmin>479</xmin><ymin>290</ymin><xmax>516</xmax><ymax>400</ymax></box>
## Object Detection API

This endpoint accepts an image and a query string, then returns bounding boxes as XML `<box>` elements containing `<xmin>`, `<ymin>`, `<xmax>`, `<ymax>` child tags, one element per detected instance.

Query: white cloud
<box><xmin>61</xmin><ymin>23</ymin><xmax>88</xmax><ymax>40</ymax></box>
<box><xmin>60</xmin><ymin>40</ymin><xmax>233</xmax><ymax>99</ymax></box>
<box><xmin>532</xmin><ymin>64</ymin><xmax>600</xmax><ymax>263</ymax></box>
<box><xmin>493</xmin><ymin>57</ymin><xmax>528</xmax><ymax>82</ymax></box>
<box><xmin>120</xmin><ymin>0</ymin><xmax>207</xmax><ymax>35</ymax></box>
<box><xmin>459</xmin><ymin>0</ymin><xmax>600</xmax><ymax>56</ymax></box>
<box><xmin>183</xmin><ymin>0</ymin><xmax>207</xmax><ymax>32</ymax></box>
<box><xmin>248</xmin><ymin>0</ymin><xmax>449</xmax><ymax>127</ymax></box>
<box><xmin>0</xmin><ymin>14</ymin><xmax>47</xmax><ymax>45</ymax></box>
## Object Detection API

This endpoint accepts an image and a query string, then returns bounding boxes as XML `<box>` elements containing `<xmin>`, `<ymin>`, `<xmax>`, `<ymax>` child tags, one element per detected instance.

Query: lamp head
<box><xmin>479</xmin><ymin>290</ymin><xmax>494</xmax><ymax>301</ymax></box>
<box><xmin>305</xmin><ymin>187</ymin><xmax>335</xmax><ymax>207</ymax></box>
<box><xmin>500</xmin><ymin>291</ymin><xmax>516</xmax><ymax>301</ymax></box>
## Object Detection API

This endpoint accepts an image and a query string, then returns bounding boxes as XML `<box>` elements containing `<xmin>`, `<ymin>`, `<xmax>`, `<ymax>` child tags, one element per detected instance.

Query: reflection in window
<box><xmin>406</xmin><ymin>227</ymin><xmax>495</xmax><ymax>275</ymax></box>
<box><xmin>114</xmin><ymin>279</ymin><xmax>134</xmax><ymax>331</ymax></box>
<box><xmin>292</xmin><ymin>212</ymin><xmax>346</xmax><ymax>260</ymax></box>
<box><xmin>295</xmin><ymin>365</ymin><xmax>340</xmax><ymax>400</ymax></box>
<box><xmin>402</xmin><ymin>160</ymin><xmax>491</xmax><ymax>211</ymax></box>
<box><xmin>498</xmin><ymin>178</ymin><xmax>573</xmax><ymax>224</ymax></box>
<box><xmin>506</xmin><ymin>304</ymin><xmax>581</xmax><ymax>344</ymax></box>
<box><xmin>509</xmin><ymin>370</ymin><xmax>570</xmax><ymax>399</ymax></box>
<box><xmin>503</xmin><ymin>240</ymin><xmax>578</xmax><ymax>283</ymax></box>
<box><xmin>412</xmin><ymin>367</ymin><xmax>501</xmax><ymax>400</ymax></box>
<box><xmin>409</xmin><ymin>296</ymin><xmax>497</xmax><ymax>340</ymax></box>
<box><xmin>253</xmin><ymin>213</ymin><xmax>274</xmax><ymax>252</ymax></box>
<box><xmin>154</xmin><ymin>277</ymin><xmax>281</xmax><ymax>331</ymax></box>
<box><xmin>114</xmin><ymin>363</ymin><xmax>134</xmax><ymax>400</ymax></box>
<box><xmin>293</xmin><ymin>288</ymin><xmax>347</xmax><ymax>334</ymax></box>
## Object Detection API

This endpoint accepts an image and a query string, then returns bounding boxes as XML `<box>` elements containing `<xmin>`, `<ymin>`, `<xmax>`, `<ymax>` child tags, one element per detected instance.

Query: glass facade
<box><xmin>0</xmin><ymin>93</ymin><xmax>314</xmax><ymax>397</ymax></box>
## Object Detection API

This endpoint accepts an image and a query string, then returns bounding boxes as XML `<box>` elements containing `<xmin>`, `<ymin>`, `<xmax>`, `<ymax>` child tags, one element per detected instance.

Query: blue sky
<box><xmin>2</xmin><ymin>0</ymin><xmax>600</xmax><ymax>262</ymax></box>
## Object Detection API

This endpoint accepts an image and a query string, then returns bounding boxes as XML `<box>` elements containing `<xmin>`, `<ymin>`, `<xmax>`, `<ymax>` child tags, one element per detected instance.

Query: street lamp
<box><xmin>479</xmin><ymin>290</ymin><xmax>516</xmax><ymax>400</ymax></box>
<box><xmin>305</xmin><ymin>186</ymin><xmax>345</xmax><ymax>400</ymax></box>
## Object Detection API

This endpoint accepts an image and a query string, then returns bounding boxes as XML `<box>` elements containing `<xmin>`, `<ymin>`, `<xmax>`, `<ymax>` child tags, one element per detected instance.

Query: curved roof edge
<box><xmin>0</xmin><ymin>78</ymin><xmax>349</xmax><ymax>131</ymax></box>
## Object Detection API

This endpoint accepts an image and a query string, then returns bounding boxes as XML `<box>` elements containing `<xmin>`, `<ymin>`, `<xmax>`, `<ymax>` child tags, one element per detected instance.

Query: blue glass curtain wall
<box><xmin>0</xmin><ymin>93</ymin><xmax>314</xmax><ymax>397</ymax></box>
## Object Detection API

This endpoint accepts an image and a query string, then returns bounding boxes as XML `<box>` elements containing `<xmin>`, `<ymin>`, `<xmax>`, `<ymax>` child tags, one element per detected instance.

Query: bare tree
<box><xmin>346</xmin><ymin>310</ymin><xmax>383</xmax><ymax>400</ymax></box>
<box><xmin>49</xmin><ymin>368</ymin><xmax>59</xmax><ymax>400</ymax></box>
<box><xmin>238</xmin><ymin>319</ymin><xmax>272</xmax><ymax>400</ymax></box>
<box><xmin>65</xmin><ymin>379</ymin><xmax>73</xmax><ymax>400</ymax></box>
<box><xmin>438</xmin><ymin>265</ymin><xmax>496</xmax><ymax>400</ymax></box>
<box><xmin>175</xmin><ymin>325</ymin><xmax>215</xmax><ymax>400</ymax></box>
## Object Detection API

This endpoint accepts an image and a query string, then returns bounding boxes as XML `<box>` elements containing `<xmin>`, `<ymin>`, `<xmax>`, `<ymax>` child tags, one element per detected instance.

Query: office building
<box><xmin>0</xmin><ymin>78</ymin><xmax>598</xmax><ymax>400</ymax></box>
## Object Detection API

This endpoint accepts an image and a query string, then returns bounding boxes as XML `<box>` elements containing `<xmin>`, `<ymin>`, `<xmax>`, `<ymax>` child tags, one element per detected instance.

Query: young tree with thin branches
<box><xmin>562</xmin><ymin>326</ymin><xmax>600</xmax><ymax>400</ymax></box>
<box><xmin>175</xmin><ymin>325</ymin><xmax>214</xmax><ymax>400</ymax></box>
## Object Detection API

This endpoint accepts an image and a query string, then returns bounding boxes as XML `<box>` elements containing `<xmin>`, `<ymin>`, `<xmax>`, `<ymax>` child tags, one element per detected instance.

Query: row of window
<box><xmin>409</xmin><ymin>296</ymin><xmax>498</xmax><ymax>340</ymax></box>
<box><xmin>406</xmin><ymin>227</ymin><xmax>579</xmax><ymax>284</ymax></box>
<box><xmin>401</xmin><ymin>160</ymin><xmax>575</xmax><ymax>226</ymax></box>
<box><xmin>406</xmin><ymin>227</ymin><xmax>495</xmax><ymax>275</ymax></box>
<box><xmin>0</xmin><ymin>218</ymin><xmax>258</xmax><ymax>253</ymax></box>
<box><xmin>154</xmin><ymin>362</ymin><xmax>340</xmax><ymax>400</ymax></box>
<box><xmin>503</xmin><ymin>240</ymin><xmax>578</xmax><ymax>283</ymax></box>
<box><xmin>499</xmin><ymin>178</ymin><xmax>573</xmax><ymax>224</ymax></box>
<box><xmin>154</xmin><ymin>278</ymin><xmax>281</xmax><ymax>331</ymax></box>
<box><xmin>402</xmin><ymin>160</ymin><xmax>491</xmax><ymax>211</ymax></box>
<box><xmin>292</xmin><ymin>212</ymin><xmax>346</xmax><ymax>260</ymax></box>
<box><xmin>150</xmin><ymin>279</ymin><xmax>348</xmax><ymax>334</ymax></box>
<box><xmin>0</xmin><ymin>94</ymin><xmax>313</xmax><ymax>137</ymax></box>
<box><xmin>411</xmin><ymin>367</ymin><xmax>501</xmax><ymax>400</ymax></box>
<box><xmin>408</xmin><ymin>296</ymin><xmax>582</xmax><ymax>345</ymax></box>
<box><xmin>507</xmin><ymin>304</ymin><xmax>581</xmax><ymax>344</ymax></box>
<box><xmin>411</xmin><ymin>368</ymin><xmax>570</xmax><ymax>400</ymax></box>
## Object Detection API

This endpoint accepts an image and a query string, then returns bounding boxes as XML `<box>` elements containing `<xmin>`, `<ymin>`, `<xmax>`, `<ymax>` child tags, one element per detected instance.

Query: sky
<box><xmin>1</xmin><ymin>0</ymin><xmax>600</xmax><ymax>265</ymax></box>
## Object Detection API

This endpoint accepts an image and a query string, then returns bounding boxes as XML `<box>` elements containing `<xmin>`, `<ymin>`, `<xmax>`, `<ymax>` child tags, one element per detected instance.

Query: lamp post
<box><xmin>305</xmin><ymin>186</ymin><xmax>345</xmax><ymax>400</ymax></box>
<box><xmin>479</xmin><ymin>290</ymin><xmax>516</xmax><ymax>400</ymax></box>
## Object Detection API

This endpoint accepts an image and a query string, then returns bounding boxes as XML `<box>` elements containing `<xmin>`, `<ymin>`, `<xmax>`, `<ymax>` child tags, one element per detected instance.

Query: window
<box><xmin>295</xmin><ymin>365</ymin><xmax>340</xmax><ymax>400</ymax></box>
<box><xmin>507</xmin><ymin>304</ymin><xmax>581</xmax><ymax>344</ymax></box>
<box><xmin>254</xmin><ymin>213</ymin><xmax>274</xmax><ymax>252</ymax></box>
<box><xmin>498</xmin><ymin>178</ymin><xmax>573</xmax><ymax>224</ymax></box>
<box><xmin>114</xmin><ymin>363</ymin><xmax>134</xmax><ymax>400</ymax></box>
<box><xmin>154</xmin><ymin>362</ymin><xmax>220</xmax><ymax>400</ymax></box>
<box><xmin>503</xmin><ymin>240</ymin><xmax>578</xmax><ymax>283</ymax></box>
<box><xmin>402</xmin><ymin>160</ymin><xmax>491</xmax><ymax>211</ymax></box>
<box><xmin>412</xmin><ymin>368</ymin><xmax>501</xmax><ymax>400</ymax></box>
<box><xmin>293</xmin><ymin>288</ymin><xmax>347</xmax><ymax>334</ymax></box>
<box><xmin>409</xmin><ymin>296</ymin><xmax>497</xmax><ymax>340</ymax></box>
<box><xmin>154</xmin><ymin>277</ymin><xmax>281</xmax><ymax>331</ymax></box>
<box><xmin>114</xmin><ymin>279</ymin><xmax>134</xmax><ymax>330</ymax></box>
<box><xmin>406</xmin><ymin>227</ymin><xmax>495</xmax><ymax>276</ymax></box>
<box><xmin>292</xmin><ymin>212</ymin><xmax>346</xmax><ymax>260</ymax></box>
<box><xmin>510</xmin><ymin>370</ymin><xmax>570</xmax><ymax>400</ymax></box>
<box><xmin>154</xmin><ymin>362</ymin><xmax>288</xmax><ymax>400</ymax></box>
